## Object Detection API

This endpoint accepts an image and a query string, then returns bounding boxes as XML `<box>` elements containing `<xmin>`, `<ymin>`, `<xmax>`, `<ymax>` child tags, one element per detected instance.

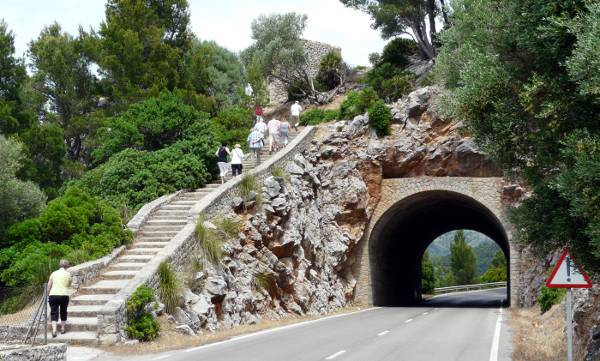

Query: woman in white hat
<box><xmin>230</xmin><ymin>144</ymin><xmax>244</xmax><ymax>177</ymax></box>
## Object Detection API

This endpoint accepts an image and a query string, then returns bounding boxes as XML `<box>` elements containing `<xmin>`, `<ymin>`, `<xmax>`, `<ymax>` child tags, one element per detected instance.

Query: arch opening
<box><xmin>369</xmin><ymin>190</ymin><xmax>510</xmax><ymax>306</ymax></box>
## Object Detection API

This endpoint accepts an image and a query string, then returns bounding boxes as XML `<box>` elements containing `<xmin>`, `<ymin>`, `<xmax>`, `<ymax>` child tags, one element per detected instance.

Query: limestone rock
<box><xmin>175</xmin><ymin>324</ymin><xmax>196</xmax><ymax>336</ymax></box>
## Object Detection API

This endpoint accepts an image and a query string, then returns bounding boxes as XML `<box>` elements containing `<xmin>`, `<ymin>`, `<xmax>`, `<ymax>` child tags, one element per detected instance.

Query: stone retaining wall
<box><xmin>97</xmin><ymin>126</ymin><xmax>317</xmax><ymax>343</ymax></box>
<box><xmin>0</xmin><ymin>343</ymin><xmax>66</xmax><ymax>361</ymax></box>
<box><xmin>267</xmin><ymin>39</ymin><xmax>341</xmax><ymax>106</ymax></box>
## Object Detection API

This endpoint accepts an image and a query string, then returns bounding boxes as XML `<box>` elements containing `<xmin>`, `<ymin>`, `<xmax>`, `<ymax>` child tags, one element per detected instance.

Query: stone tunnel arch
<box><xmin>354</xmin><ymin>177</ymin><xmax>520</xmax><ymax>307</ymax></box>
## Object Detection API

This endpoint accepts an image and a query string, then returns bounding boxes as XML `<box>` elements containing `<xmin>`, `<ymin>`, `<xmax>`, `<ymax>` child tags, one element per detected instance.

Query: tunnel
<box><xmin>369</xmin><ymin>190</ymin><xmax>510</xmax><ymax>306</ymax></box>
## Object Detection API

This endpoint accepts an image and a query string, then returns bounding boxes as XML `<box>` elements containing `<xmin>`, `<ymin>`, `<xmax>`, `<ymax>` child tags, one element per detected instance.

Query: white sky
<box><xmin>2</xmin><ymin>0</ymin><xmax>387</xmax><ymax>66</ymax></box>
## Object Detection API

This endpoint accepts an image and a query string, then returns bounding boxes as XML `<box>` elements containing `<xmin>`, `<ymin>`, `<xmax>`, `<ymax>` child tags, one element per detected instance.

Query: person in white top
<box><xmin>230</xmin><ymin>144</ymin><xmax>244</xmax><ymax>176</ymax></box>
<box><xmin>290</xmin><ymin>100</ymin><xmax>302</xmax><ymax>130</ymax></box>
<box><xmin>267</xmin><ymin>117</ymin><xmax>280</xmax><ymax>153</ymax></box>
<box><xmin>254</xmin><ymin>118</ymin><xmax>267</xmax><ymax>135</ymax></box>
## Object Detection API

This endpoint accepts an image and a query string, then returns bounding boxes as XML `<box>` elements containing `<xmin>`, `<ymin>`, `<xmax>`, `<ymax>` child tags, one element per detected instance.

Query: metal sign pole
<box><xmin>566</xmin><ymin>287</ymin><xmax>573</xmax><ymax>361</ymax></box>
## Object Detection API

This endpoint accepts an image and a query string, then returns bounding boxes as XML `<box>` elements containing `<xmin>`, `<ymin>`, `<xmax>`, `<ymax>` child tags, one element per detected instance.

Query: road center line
<box><xmin>488</xmin><ymin>307</ymin><xmax>503</xmax><ymax>361</ymax></box>
<box><xmin>378</xmin><ymin>330</ymin><xmax>390</xmax><ymax>336</ymax></box>
<box><xmin>325</xmin><ymin>350</ymin><xmax>346</xmax><ymax>360</ymax></box>
<box><xmin>423</xmin><ymin>312</ymin><xmax>429</xmax><ymax>315</ymax></box>
<box><xmin>405</xmin><ymin>318</ymin><xmax>413</xmax><ymax>323</ymax></box>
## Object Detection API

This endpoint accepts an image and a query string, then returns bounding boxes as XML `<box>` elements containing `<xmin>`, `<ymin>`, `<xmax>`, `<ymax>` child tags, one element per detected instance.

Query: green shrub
<box><xmin>368</xmin><ymin>100</ymin><xmax>392</xmax><ymax>137</ymax></box>
<box><xmin>127</xmin><ymin>286</ymin><xmax>160</xmax><ymax>341</ymax></box>
<box><xmin>158</xmin><ymin>261</ymin><xmax>181</xmax><ymax>314</ymax></box>
<box><xmin>379</xmin><ymin>72</ymin><xmax>414</xmax><ymax>102</ymax></box>
<box><xmin>77</xmin><ymin>137</ymin><xmax>216</xmax><ymax>211</ymax></box>
<box><xmin>537</xmin><ymin>286</ymin><xmax>566</xmax><ymax>314</ymax></box>
<box><xmin>238</xmin><ymin>174</ymin><xmax>260</xmax><ymax>204</ymax></box>
<box><xmin>300</xmin><ymin>108</ymin><xmax>340</xmax><ymax>126</ymax></box>
<box><xmin>0</xmin><ymin>187</ymin><xmax>131</xmax><ymax>288</ymax></box>
<box><xmin>317</xmin><ymin>51</ymin><xmax>346</xmax><ymax>90</ymax></box>
<box><xmin>339</xmin><ymin>91</ymin><xmax>362</xmax><ymax>119</ymax></box>
<box><xmin>380</xmin><ymin>38</ymin><xmax>420</xmax><ymax>68</ymax></box>
<box><xmin>210</xmin><ymin>106</ymin><xmax>253</xmax><ymax>150</ymax></box>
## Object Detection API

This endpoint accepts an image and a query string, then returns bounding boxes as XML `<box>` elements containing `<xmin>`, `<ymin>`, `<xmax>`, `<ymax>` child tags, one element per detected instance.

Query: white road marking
<box><xmin>423</xmin><ymin>312</ymin><xmax>429</xmax><ymax>315</ymax></box>
<box><xmin>488</xmin><ymin>307</ymin><xmax>503</xmax><ymax>361</ymax></box>
<box><xmin>405</xmin><ymin>318</ymin><xmax>413</xmax><ymax>323</ymax></box>
<box><xmin>326</xmin><ymin>350</ymin><xmax>346</xmax><ymax>360</ymax></box>
<box><xmin>183</xmin><ymin>307</ymin><xmax>380</xmax><ymax>353</ymax></box>
<box><xmin>151</xmin><ymin>355</ymin><xmax>171</xmax><ymax>360</ymax></box>
<box><xmin>378</xmin><ymin>330</ymin><xmax>390</xmax><ymax>336</ymax></box>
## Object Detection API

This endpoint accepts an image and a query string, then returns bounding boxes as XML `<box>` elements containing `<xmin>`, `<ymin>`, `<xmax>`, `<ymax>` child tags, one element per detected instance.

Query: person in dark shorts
<box><xmin>48</xmin><ymin>259</ymin><xmax>71</xmax><ymax>337</ymax></box>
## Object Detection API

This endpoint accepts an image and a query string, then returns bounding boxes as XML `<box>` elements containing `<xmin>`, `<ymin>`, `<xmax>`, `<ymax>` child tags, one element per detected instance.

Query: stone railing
<box><xmin>97</xmin><ymin>126</ymin><xmax>317</xmax><ymax>343</ymax></box>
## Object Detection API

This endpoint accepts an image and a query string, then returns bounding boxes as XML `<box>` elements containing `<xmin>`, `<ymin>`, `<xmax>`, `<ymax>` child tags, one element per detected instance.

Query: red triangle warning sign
<box><xmin>546</xmin><ymin>248</ymin><xmax>593</xmax><ymax>288</ymax></box>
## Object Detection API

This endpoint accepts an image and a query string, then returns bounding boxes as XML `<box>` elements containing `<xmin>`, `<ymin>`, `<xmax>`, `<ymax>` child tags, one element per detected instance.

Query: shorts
<box><xmin>49</xmin><ymin>295</ymin><xmax>69</xmax><ymax>322</ymax></box>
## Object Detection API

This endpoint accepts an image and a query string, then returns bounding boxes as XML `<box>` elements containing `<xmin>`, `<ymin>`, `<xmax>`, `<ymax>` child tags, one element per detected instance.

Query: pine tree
<box><xmin>450</xmin><ymin>230</ymin><xmax>477</xmax><ymax>285</ymax></box>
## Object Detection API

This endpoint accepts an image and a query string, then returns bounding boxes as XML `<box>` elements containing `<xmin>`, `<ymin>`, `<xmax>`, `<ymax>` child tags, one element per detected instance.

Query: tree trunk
<box><xmin>427</xmin><ymin>0</ymin><xmax>437</xmax><ymax>56</ymax></box>
<box><xmin>439</xmin><ymin>0</ymin><xmax>451</xmax><ymax>28</ymax></box>
<box><xmin>411</xmin><ymin>23</ymin><xmax>435</xmax><ymax>60</ymax></box>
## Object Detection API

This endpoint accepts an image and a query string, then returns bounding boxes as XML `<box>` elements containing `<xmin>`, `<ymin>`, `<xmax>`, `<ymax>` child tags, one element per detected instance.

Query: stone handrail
<box><xmin>97</xmin><ymin>126</ymin><xmax>317</xmax><ymax>343</ymax></box>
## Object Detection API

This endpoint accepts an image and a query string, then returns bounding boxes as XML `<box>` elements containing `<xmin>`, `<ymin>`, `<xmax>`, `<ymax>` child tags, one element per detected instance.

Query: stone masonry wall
<box><xmin>267</xmin><ymin>39</ymin><xmax>341</xmax><ymax>106</ymax></box>
<box><xmin>0</xmin><ymin>344</ymin><xmax>66</xmax><ymax>361</ymax></box>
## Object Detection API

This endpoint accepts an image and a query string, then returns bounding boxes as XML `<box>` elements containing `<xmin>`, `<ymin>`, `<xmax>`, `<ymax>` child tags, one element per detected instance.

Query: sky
<box><xmin>2</xmin><ymin>0</ymin><xmax>387</xmax><ymax>66</ymax></box>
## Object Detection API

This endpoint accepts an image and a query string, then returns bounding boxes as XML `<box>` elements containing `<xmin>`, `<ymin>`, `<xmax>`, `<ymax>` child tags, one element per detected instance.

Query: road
<box><xmin>99</xmin><ymin>288</ymin><xmax>512</xmax><ymax>361</ymax></box>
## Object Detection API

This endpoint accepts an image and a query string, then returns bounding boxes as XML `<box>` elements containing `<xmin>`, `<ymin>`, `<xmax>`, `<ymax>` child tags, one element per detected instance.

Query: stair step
<box><xmin>64</xmin><ymin>317</ymin><xmax>98</xmax><ymax>332</ymax></box>
<box><xmin>151</xmin><ymin>215</ymin><xmax>188</xmax><ymax>220</ymax></box>
<box><xmin>146</xmin><ymin>219</ymin><xmax>187</xmax><ymax>225</ymax></box>
<box><xmin>79</xmin><ymin>280</ymin><xmax>129</xmax><ymax>295</ymax></box>
<box><xmin>161</xmin><ymin>205</ymin><xmax>192</xmax><ymax>210</ymax></box>
<box><xmin>43</xmin><ymin>331</ymin><xmax>98</xmax><ymax>345</ymax></box>
<box><xmin>141</xmin><ymin>231</ymin><xmax>179</xmax><ymax>238</ymax></box>
<box><xmin>119</xmin><ymin>255</ymin><xmax>153</xmax><ymax>263</ymax></box>
<box><xmin>133</xmin><ymin>241</ymin><xmax>169</xmax><ymax>248</ymax></box>
<box><xmin>71</xmin><ymin>294</ymin><xmax>115</xmax><ymax>306</ymax></box>
<box><xmin>67</xmin><ymin>305</ymin><xmax>103</xmax><ymax>317</ymax></box>
<box><xmin>127</xmin><ymin>248</ymin><xmax>163</xmax><ymax>255</ymax></box>
<box><xmin>109</xmin><ymin>263</ymin><xmax>145</xmax><ymax>271</ymax></box>
<box><xmin>100</xmin><ymin>270</ymin><xmax>138</xmax><ymax>280</ymax></box>
<box><xmin>142</xmin><ymin>226</ymin><xmax>184</xmax><ymax>232</ymax></box>
<box><xmin>140</xmin><ymin>236</ymin><xmax>173</xmax><ymax>242</ymax></box>
<box><xmin>154</xmin><ymin>210</ymin><xmax>188</xmax><ymax>216</ymax></box>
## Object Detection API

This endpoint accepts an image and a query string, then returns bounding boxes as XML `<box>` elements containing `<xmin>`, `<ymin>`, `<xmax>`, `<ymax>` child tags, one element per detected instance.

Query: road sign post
<box><xmin>546</xmin><ymin>248</ymin><xmax>593</xmax><ymax>361</ymax></box>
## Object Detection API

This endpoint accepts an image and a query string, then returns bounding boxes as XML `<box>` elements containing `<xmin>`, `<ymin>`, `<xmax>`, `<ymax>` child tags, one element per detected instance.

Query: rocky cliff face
<box><xmin>168</xmin><ymin>86</ymin><xmax>503</xmax><ymax>334</ymax></box>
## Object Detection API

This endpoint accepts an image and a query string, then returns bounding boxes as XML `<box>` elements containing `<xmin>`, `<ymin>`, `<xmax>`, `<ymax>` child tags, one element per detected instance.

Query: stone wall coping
<box><xmin>127</xmin><ymin>190</ymin><xmax>184</xmax><ymax>231</ymax></box>
<box><xmin>97</xmin><ymin>126</ymin><xmax>316</xmax><ymax>342</ymax></box>
<box><xmin>69</xmin><ymin>245</ymin><xmax>126</xmax><ymax>290</ymax></box>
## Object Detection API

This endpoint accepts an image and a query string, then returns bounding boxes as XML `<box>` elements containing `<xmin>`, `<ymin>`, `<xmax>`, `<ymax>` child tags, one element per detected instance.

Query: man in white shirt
<box><xmin>290</xmin><ymin>100</ymin><xmax>302</xmax><ymax>130</ymax></box>
<box><xmin>254</xmin><ymin>118</ymin><xmax>267</xmax><ymax>135</ymax></box>
<box><xmin>267</xmin><ymin>117</ymin><xmax>280</xmax><ymax>154</ymax></box>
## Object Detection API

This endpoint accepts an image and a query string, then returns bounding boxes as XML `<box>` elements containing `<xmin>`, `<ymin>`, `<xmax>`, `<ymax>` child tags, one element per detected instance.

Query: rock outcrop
<box><xmin>169</xmin><ymin>86</ymin><xmax>506</xmax><ymax>333</ymax></box>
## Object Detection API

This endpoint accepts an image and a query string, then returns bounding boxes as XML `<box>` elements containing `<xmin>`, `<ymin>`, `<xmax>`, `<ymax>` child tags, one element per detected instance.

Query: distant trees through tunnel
<box><xmin>368</xmin><ymin>190</ymin><xmax>510</xmax><ymax>306</ymax></box>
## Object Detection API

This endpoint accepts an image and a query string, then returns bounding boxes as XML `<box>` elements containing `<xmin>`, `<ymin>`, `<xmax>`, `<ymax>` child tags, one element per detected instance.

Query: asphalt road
<box><xmin>100</xmin><ymin>288</ymin><xmax>512</xmax><ymax>361</ymax></box>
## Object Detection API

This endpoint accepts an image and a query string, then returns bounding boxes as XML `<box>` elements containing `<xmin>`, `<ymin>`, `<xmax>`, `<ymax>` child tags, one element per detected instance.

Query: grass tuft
<box><xmin>214</xmin><ymin>217</ymin><xmax>240</xmax><ymax>239</ymax></box>
<box><xmin>270</xmin><ymin>165</ymin><xmax>290</xmax><ymax>183</ymax></box>
<box><xmin>158</xmin><ymin>261</ymin><xmax>181</xmax><ymax>314</ymax></box>
<box><xmin>238</xmin><ymin>174</ymin><xmax>261</xmax><ymax>204</ymax></box>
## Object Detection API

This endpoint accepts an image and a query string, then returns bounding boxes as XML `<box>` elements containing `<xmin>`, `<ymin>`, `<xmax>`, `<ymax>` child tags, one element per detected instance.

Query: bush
<box><xmin>479</xmin><ymin>267</ymin><xmax>507</xmax><ymax>283</ymax></box>
<box><xmin>158</xmin><ymin>261</ymin><xmax>181</xmax><ymax>314</ymax></box>
<box><xmin>92</xmin><ymin>91</ymin><xmax>211</xmax><ymax>165</ymax></box>
<box><xmin>380</xmin><ymin>38</ymin><xmax>420</xmax><ymax>68</ymax></box>
<box><xmin>537</xmin><ymin>286</ymin><xmax>566</xmax><ymax>314</ymax></box>
<box><xmin>0</xmin><ymin>187</ymin><xmax>131</xmax><ymax>287</ymax></box>
<box><xmin>127</xmin><ymin>286</ymin><xmax>160</xmax><ymax>341</ymax></box>
<box><xmin>0</xmin><ymin>135</ymin><xmax>46</xmax><ymax>239</ymax></box>
<box><xmin>78</xmin><ymin>138</ymin><xmax>216</xmax><ymax>211</ymax></box>
<box><xmin>339</xmin><ymin>87</ymin><xmax>380</xmax><ymax>120</ymax></box>
<box><xmin>317</xmin><ymin>51</ymin><xmax>346</xmax><ymax>90</ymax></box>
<box><xmin>300</xmin><ymin>108</ymin><xmax>340</xmax><ymax>126</ymax></box>
<box><xmin>368</xmin><ymin>100</ymin><xmax>392</xmax><ymax>137</ymax></box>
<box><xmin>210</xmin><ymin>106</ymin><xmax>253</xmax><ymax>149</ymax></box>
<box><xmin>379</xmin><ymin>72</ymin><xmax>415</xmax><ymax>102</ymax></box>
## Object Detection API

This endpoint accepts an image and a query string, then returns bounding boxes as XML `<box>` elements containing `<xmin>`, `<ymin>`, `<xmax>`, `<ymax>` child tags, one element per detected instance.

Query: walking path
<box><xmin>42</xmin><ymin>129</ymin><xmax>299</xmax><ymax>345</ymax></box>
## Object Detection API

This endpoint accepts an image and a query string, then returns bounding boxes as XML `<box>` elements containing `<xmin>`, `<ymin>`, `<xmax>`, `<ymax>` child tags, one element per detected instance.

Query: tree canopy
<box><xmin>449</xmin><ymin>230</ymin><xmax>477</xmax><ymax>285</ymax></box>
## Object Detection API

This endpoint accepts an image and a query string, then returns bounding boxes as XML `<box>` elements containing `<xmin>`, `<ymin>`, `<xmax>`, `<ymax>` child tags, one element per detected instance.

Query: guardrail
<box><xmin>433</xmin><ymin>281</ymin><xmax>506</xmax><ymax>294</ymax></box>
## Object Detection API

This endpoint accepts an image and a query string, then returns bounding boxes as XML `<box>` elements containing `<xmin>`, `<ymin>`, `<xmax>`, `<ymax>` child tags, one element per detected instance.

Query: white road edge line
<box><xmin>378</xmin><ymin>330</ymin><xmax>390</xmax><ymax>336</ymax></box>
<box><xmin>151</xmin><ymin>355</ymin><xmax>171</xmax><ymax>360</ymax></box>
<box><xmin>325</xmin><ymin>350</ymin><xmax>346</xmax><ymax>360</ymax></box>
<box><xmin>182</xmin><ymin>307</ymin><xmax>380</xmax><ymax>353</ymax></box>
<box><xmin>405</xmin><ymin>318</ymin><xmax>413</xmax><ymax>323</ymax></box>
<box><xmin>488</xmin><ymin>307</ymin><xmax>503</xmax><ymax>361</ymax></box>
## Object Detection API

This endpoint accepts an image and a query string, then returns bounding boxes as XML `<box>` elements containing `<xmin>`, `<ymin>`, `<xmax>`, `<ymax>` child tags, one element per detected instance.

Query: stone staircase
<box><xmin>42</xmin><ymin>129</ymin><xmax>299</xmax><ymax>345</ymax></box>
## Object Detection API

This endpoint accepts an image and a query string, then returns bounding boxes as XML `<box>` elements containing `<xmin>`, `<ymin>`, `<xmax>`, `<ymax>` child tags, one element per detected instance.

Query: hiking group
<box><xmin>215</xmin><ymin>101</ymin><xmax>303</xmax><ymax>184</ymax></box>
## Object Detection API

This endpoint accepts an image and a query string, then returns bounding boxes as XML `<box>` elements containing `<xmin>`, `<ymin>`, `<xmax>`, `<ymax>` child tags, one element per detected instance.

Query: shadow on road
<box><xmin>419</xmin><ymin>287</ymin><xmax>508</xmax><ymax>308</ymax></box>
